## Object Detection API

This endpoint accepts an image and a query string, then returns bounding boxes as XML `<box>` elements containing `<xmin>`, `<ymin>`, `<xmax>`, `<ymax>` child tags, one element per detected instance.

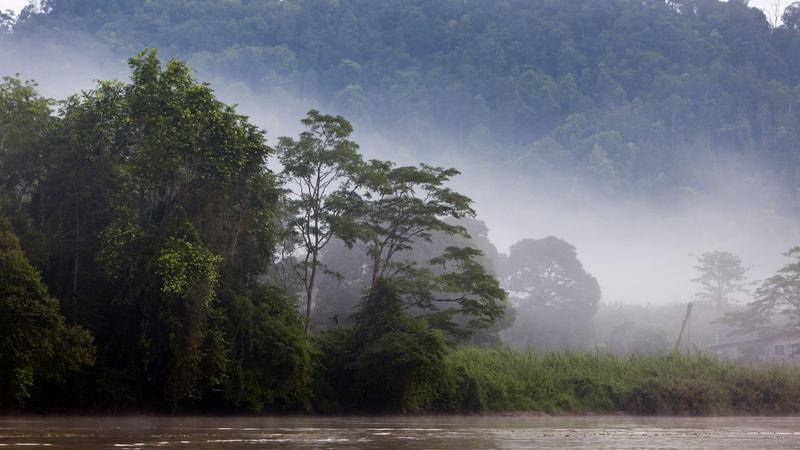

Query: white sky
<box><xmin>0</xmin><ymin>0</ymin><xmax>30</xmax><ymax>14</ymax></box>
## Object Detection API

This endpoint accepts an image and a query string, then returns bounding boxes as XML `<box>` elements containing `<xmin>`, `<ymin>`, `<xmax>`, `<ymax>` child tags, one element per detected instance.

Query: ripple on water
<box><xmin>2</xmin><ymin>416</ymin><xmax>800</xmax><ymax>449</ymax></box>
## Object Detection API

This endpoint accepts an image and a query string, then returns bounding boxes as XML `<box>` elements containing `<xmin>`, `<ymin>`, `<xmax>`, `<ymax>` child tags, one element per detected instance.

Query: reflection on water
<box><xmin>1</xmin><ymin>416</ymin><xmax>799</xmax><ymax>449</ymax></box>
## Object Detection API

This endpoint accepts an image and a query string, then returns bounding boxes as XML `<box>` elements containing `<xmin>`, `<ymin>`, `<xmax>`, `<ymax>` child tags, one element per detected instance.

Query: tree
<box><xmin>502</xmin><ymin>236</ymin><xmax>601</xmax><ymax>349</ymax></box>
<box><xmin>222</xmin><ymin>285</ymin><xmax>312</xmax><ymax>412</ymax></box>
<box><xmin>311</xmin><ymin>218</ymin><xmax>512</xmax><ymax>343</ymax></box>
<box><xmin>0</xmin><ymin>76</ymin><xmax>53</xmax><ymax>215</ymax></box>
<box><xmin>71</xmin><ymin>50</ymin><xmax>285</xmax><ymax>408</ymax></box>
<box><xmin>277</xmin><ymin>110</ymin><xmax>362</xmax><ymax>334</ymax></box>
<box><xmin>783</xmin><ymin>1</ymin><xmax>800</xmax><ymax>30</ymax></box>
<box><xmin>0</xmin><ymin>10</ymin><xmax>14</xmax><ymax>35</ymax></box>
<box><xmin>692</xmin><ymin>251</ymin><xmax>749</xmax><ymax>308</ymax></box>
<box><xmin>749</xmin><ymin>247</ymin><xmax>800</xmax><ymax>330</ymax></box>
<box><xmin>691</xmin><ymin>251</ymin><xmax>749</xmax><ymax>344</ymax></box>
<box><xmin>0</xmin><ymin>219</ymin><xmax>93</xmax><ymax>409</ymax></box>
<box><xmin>348</xmin><ymin>279</ymin><xmax>449</xmax><ymax>412</ymax></box>
<box><xmin>353</xmin><ymin>160</ymin><xmax>507</xmax><ymax>338</ymax></box>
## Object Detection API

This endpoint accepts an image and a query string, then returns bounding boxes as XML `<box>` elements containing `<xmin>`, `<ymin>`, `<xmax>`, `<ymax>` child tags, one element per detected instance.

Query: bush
<box><xmin>221</xmin><ymin>285</ymin><xmax>313</xmax><ymax>412</ymax></box>
<box><xmin>314</xmin><ymin>279</ymin><xmax>449</xmax><ymax>412</ymax></box>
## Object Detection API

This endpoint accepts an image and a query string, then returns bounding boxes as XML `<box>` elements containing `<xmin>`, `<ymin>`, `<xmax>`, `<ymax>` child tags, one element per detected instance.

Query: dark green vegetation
<box><xmin>1</xmin><ymin>52</ymin><xmax>314</xmax><ymax>412</ymax></box>
<box><xmin>0</xmin><ymin>220</ymin><xmax>93</xmax><ymax>409</ymax></box>
<box><xmin>5</xmin><ymin>0</ymin><xmax>800</xmax><ymax>198</ymax></box>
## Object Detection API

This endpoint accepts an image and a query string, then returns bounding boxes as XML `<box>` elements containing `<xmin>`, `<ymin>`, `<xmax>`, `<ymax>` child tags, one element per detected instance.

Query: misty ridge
<box><xmin>3</xmin><ymin>0</ymin><xmax>800</xmax><ymax>415</ymax></box>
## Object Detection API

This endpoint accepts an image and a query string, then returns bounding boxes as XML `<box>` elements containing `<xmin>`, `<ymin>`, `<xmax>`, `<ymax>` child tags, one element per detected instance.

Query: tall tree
<box><xmin>61</xmin><ymin>50</ymin><xmax>286</xmax><ymax>407</ymax></box>
<box><xmin>277</xmin><ymin>110</ymin><xmax>362</xmax><ymax>334</ymax></box>
<box><xmin>502</xmin><ymin>236</ymin><xmax>601</xmax><ymax>349</ymax></box>
<box><xmin>692</xmin><ymin>251</ymin><xmax>749</xmax><ymax>308</ymax></box>
<box><xmin>750</xmin><ymin>247</ymin><xmax>800</xmax><ymax>329</ymax></box>
<box><xmin>691</xmin><ymin>251</ymin><xmax>749</xmax><ymax>344</ymax></box>
<box><xmin>353</xmin><ymin>160</ymin><xmax>506</xmax><ymax>338</ymax></box>
<box><xmin>722</xmin><ymin>247</ymin><xmax>800</xmax><ymax>340</ymax></box>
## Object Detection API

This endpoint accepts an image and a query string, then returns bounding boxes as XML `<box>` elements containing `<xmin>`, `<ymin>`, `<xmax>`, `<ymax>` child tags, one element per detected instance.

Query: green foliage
<box><xmin>157</xmin><ymin>237</ymin><xmax>222</xmax><ymax>304</ymax></box>
<box><xmin>0</xmin><ymin>220</ymin><xmax>93</xmax><ymax>409</ymax></box>
<box><xmin>277</xmin><ymin>109</ymin><xmax>363</xmax><ymax>334</ymax></box>
<box><xmin>221</xmin><ymin>285</ymin><xmax>313</xmax><ymax>412</ymax></box>
<box><xmin>0</xmin><ymin>51</ymin><xmax>310</xmax><ymax>413</ymax></box>
<box><xmin>353</xmin><ymin>320</ymin><xmax>447</xmax><ymax>412</ymax></box>
<box><xmin>442</xmin><ymin>347</ymin><xmax>800</xmax><ymax>415</ymax></box>
<box><xmin>80</xmin><ymin>50</ymin><xmax>283</xmax><ymax>407</ymax></box>
<box><xmin>349</xmin><ymin>160</ymin><xmax>507</xmax><ymax>339</ymax></box>
<box><xmin>4</xmin><ymin>39</ymin><xmax>797</xmax><ymax>417</ymax></box>
<box><xmin>0</xmin><ymin>76</ymin><xmax>53</xmax><ymax>211</ymax></box>
<box><xmin>312</xmin><ymin>218</ymin><xmax>513</xmax><ymax>344</ymax></box>
<box><xmin>355</xmin><ymin>162</ymin><xmax>475</xmax><ymax>281</ymax></box>
<box><xmin>314</xmin><ymin>279</ymin><xmax>449</xmax><ymax>412</ymax></box>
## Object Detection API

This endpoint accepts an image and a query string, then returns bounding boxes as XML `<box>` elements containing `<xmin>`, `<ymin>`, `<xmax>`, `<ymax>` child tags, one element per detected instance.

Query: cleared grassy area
<box><xmin>439</xmin><ymin>348</ymin><xmax>800</xmax><ymax>415</ymax></box>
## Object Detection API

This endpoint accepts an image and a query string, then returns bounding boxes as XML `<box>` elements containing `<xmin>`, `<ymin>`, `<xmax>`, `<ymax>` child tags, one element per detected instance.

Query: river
<box><xmin>1</xmin><ymin>416</ymin><xmax>799</xmax><ymax>449</ymax></box>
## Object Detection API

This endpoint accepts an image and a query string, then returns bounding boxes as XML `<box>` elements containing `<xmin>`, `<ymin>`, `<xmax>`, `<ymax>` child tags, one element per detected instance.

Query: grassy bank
<box><xmin>439</xmin><ymin>348</ymin><xmax>800</xmax><ymax>415</ymax></box>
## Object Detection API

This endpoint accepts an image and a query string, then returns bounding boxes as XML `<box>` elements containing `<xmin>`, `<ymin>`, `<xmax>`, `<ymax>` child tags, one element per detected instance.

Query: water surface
<box><xmin>1</xmin><ymin>415</ymin><xmax>799</xmax><ymax>449</ymax></box>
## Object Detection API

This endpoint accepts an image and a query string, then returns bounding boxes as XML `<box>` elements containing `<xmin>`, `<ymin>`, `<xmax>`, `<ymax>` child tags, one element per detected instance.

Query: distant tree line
<box><xmin>4</xmin><ymin>0</ymin><xmax>800</xmax><ymax>198</ymax></box>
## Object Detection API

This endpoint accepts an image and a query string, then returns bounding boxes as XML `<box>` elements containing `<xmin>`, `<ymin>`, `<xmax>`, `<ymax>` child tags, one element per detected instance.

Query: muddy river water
<box><xmin>1</xmin><ymin>415</ymin><xmax>799</xmax><ymax>449</ymax></box>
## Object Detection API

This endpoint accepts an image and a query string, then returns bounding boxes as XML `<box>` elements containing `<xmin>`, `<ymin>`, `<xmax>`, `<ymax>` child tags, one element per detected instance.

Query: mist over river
<box><xmin>1</xmin><ymin>416</ymin><xmax>799</xmax><ymax>449</ymax></box>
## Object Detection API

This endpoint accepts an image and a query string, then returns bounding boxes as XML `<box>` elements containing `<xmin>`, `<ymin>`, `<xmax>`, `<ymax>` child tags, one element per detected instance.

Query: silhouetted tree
<box><xmin>502</xmin><ymin>236</ymin><xmax>600</xmax><ymax>349</ymax></box>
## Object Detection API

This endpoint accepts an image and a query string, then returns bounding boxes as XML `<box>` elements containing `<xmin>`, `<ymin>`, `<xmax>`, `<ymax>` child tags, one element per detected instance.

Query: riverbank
<box><xmin>440</xmin><ymin>348</ymin><xmax>800</xmax><ymax>416</ymax></box>
<box><xmin>6</xmin><ymin>348</ymin><xmax>800</xmax><ymax>417</ymax></box>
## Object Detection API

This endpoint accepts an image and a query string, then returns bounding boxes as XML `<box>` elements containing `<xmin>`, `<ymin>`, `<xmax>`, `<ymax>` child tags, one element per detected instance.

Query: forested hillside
<box><xmin>5</xmin><ymin>0</ymin><xmax>800</xmax><ymax>197</ymax></box>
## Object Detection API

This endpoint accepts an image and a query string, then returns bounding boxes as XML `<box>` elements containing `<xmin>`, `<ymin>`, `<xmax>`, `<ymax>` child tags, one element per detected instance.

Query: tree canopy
<box><xmin>502</xmin><ymin>236</ymin><xmax>601</xmax><ymax>349</ymax></box>
<box><xmin>692</xmin><ymin>251</ymin><xmax>749</xmax><ymax>308</ymax></box>
<box><xmin>6</xmin><ymin>0</ymin><xmax>800</xmax><ymax>199</ymax></box>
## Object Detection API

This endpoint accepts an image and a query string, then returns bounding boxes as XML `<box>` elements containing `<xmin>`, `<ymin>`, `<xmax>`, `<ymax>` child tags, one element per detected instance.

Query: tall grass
<box><xmin>438</xmin><ymin>348</ymin><xmax>800</xmax><ymax>415</ymax></box>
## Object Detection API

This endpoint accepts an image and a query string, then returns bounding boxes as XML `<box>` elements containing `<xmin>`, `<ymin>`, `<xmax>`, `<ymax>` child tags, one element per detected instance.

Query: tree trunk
<box><xmin>72</xmin><ymin>200</ymin><xmax>80</xmax><ymax>315</ymax></box>
<box><xmin>304</xmin><ymin>251</ymin><xmax>319</xmax><ymax>335</ymax></box>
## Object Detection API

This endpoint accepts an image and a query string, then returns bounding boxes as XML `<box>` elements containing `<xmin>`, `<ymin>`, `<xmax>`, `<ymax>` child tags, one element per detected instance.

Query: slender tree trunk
<box><xmin>370</xmin><ymin>251</ymin><xmax>382</xmax><ymax>291</ymax></box>
<box><xmin>73</xmin><ymin>199</ymin><xmax>80</xmax><ymax>315</ymax></box>
<box><xmin>304</xmin><ymin>251</ymin><xmax>319</xmax><ymax>335</ymax></box>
